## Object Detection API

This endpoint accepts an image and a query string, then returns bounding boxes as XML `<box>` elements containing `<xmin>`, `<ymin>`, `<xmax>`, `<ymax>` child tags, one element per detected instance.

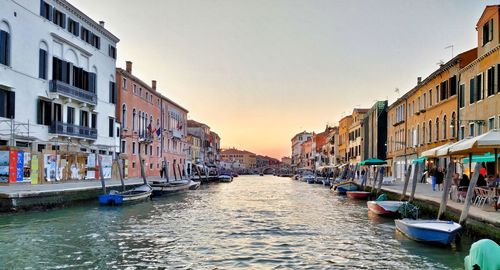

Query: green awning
<box><xmin>359</xmin><ymin>158</ymin><xmax>386</xmax><ymax>166</ymax></box>
<box><xmin>463</xmin><ymin>153</ymin><xmax>499</xmax><ymax>163</ymax></box>
<box><xmin>412</xmin><ymin>157</ymin><xmax>427</xmax><ymax>164</ymax></box>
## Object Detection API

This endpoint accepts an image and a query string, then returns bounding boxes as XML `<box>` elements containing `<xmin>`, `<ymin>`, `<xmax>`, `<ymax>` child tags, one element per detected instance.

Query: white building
<box><xmin>290</xmin><ymin>131</ymin><xmax>312</xmax><ymax>169</ymax></box>
<box><xmin>0</xmin><ymin>0</ymin><xmax>119</xmax><ymax>154</ymax></box>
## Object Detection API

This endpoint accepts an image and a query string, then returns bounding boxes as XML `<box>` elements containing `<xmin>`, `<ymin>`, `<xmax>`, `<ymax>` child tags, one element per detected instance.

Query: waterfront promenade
<box><xmin>358</xmin><ymin>179</ymin><xmax>500</xmax><ymax>227</ymax></box>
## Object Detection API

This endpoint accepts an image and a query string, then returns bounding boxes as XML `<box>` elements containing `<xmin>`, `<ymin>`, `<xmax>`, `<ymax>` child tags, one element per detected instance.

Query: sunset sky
<box><xmin>73</xmin><ymin>0</ymin><xmax>496</xmax><ymax>159</ymax></box>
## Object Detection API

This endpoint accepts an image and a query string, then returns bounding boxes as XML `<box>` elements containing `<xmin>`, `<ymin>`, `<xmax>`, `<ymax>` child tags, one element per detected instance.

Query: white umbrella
<box><xmin>449</xmin><ymin>130</ymin><xmax>500</xmax><ymax>155</ymax></box>
<box><xmin>436</xmin><ymin>140</ymin><xmax>463</xmax><ymax>157</ymax></box>
<box><xmin>421</xmin><ymin>143</ymin><xmax>453</xmax><ymax>158</ymax></box>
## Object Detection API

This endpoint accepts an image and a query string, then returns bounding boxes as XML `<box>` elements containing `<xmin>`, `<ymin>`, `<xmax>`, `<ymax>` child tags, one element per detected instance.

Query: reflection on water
<box><xmin>0</xmin><ymin>176</ymin><xmax>471</xmax><ymax>269</ymax></box>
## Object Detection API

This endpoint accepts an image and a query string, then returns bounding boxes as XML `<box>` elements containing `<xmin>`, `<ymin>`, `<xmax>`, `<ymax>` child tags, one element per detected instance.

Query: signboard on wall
<box><xmin>44</xmin><ymin>154</ymin><xmax>58</xmax><ymax>181</ymax></box>
<box><xmin>101</xmin><ymin>155</ymin><xmax>112</xmax><ymax>179</ymax></box>
<box><xmin>0</xmin><ymin>151</ymin><xmax>9</xmax><ymax>183</ymax></box>
<box><xmin>86</xmin><ymin>154</ymin><xmax>96</xmax><ymax>179</ymax></box>
<box><xmin>16</xmin><ymin>151</ymin><xmax>23</xmax><ymax>182</ymax></box>
<box><xmin>31</xmin><ymin>154</ymin><xmax>39</xmax><ymax>184</ymax></box>
<box><xmin>9</xmin><ymin>150</ymin><xmax>18</xmax><ymax>183</ymax></box>
<box><xmin>23</xmin><ymin>152</ymin><xmax>31</xmax><ymax>181</ymax></box>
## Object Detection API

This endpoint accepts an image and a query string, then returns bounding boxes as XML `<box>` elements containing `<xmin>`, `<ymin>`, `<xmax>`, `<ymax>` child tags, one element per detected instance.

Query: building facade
<box><xmin>0</xmin><ymin>0</ymin><xmax>119</xmax><ymax>183</ymax></box>
<box><xmin>348</xmin><ymin>109</ymin><xmax>368</xmax><ymax>164</ymax></box>
<box><xmin>362</xmin><ymin>101</ymin><xmax>388</xmax><ymax>161</ymax></box>
<box><xmin>338</xmin><ymin>115</ymin><xmax>353</xmax><ymax>164</ymax></box>
<box><xmin>290</xmin><ymin>131</ymin><xmax>312</xmax><ymax>170</ymax></box>
<box><xmin>220</xmin><ymin>148</ymin><xmax>256</xmax><ymax>172</ymax></box>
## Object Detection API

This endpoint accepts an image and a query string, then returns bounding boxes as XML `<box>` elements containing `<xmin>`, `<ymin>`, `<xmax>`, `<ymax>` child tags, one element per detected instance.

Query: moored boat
<box><xmin>367</xmin><ymin>200</ymin><xmax>405</xmax><ymax>216</ymax></box>
<box><xmin>346</xmin><ymin>191</ymin><xmax>370</xmax><ymax>199</ymax></box>
<box><xmin>149</xmin><ymin>179</ymin><xmax>199</xmax><ymax>196</ymax></box>
<box><xmin>99</xmin><ymin>184</ymin><xmax>153</xmax><ymax>205</ymax></box>
<box><xmin>395</xmin><ymin>219</ymin><xmax>462</xmax><ymax>245</ymax></box>
<box><xmin>334</xmin><ymin>182</ymin><xmax>357</xmax><ymax>194</ymax></box>
<box><xmin>322</xmin><ymin>178</ymin><xmax>331</xmax><ymax>186</ymax></box>
<box><xmin>219</xmin><ymin>174</ymin><xmax>233</xmax><ymax>182</ymax></box>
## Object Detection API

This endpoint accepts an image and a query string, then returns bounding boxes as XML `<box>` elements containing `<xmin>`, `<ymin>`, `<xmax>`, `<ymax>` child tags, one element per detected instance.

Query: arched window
<box><xmin>422</xmin><ymin>122</ymin><xmax>426</xmax><ymax>144</ymax></box>
<box><xmin>443</xmin><ymin>115</ymin><xmax>447</xmax><ymax>139</ymax></box>
<box><xmin>39</xmin><ymin>41</ymin><xmax>49</xmax><ymax>79</ymax></box>
<box><xmin>451</xmin><ymin>112</ymin><xmax>456</xmax><ymax>138</ymax></box>
<box><xmin>132</xmin><ymin>109</ymin><xmax>136</xmax><ymax>131</ymax></box>
<box><xmin>417</xmin><ymin>124</ymin><xmax>420</xmax><ymax>145</ymax></box>
<box><xmin>435</xmin><ymin>117</ymin><xmax>439</xmax><ymax>141</ymax></box>
<box><xmin>428</xmin><ymin>120</ymin><xmax>432</xmax><ymax>143</ymax></box>
<box><xmin>122</xmin><ymin>104</ymin><xmax>127</xmax><ymax>129</ymax></box>
<box><xmin>0</xmin><ymin>20</ymin><xmax>11</xmax><ymax>66</ymax></box>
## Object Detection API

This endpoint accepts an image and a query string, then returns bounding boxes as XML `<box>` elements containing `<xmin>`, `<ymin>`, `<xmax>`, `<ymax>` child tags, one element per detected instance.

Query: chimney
<box><xmin>126</xmin><ymin>61</ymin><xmax>132</xmax><ymax>74</ymax></box>
<box><xmin>99</xmin><ymin>21</ymin><xmax>105</xmax><ymax>27</ymax></box>
<box><xmin>152</xmin><ymin>80</ymin><xmax>157</xmax><ymax>91</ymax></box>
<box><xmin>417</xmin><ymin>77</ymin><xmax>422</xmax><ymax>85</ymax></box>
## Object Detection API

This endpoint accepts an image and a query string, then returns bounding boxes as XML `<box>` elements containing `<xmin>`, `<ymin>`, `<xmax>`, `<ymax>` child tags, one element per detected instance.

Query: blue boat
<box><xmin>99</xmin><ymin>184</ymin><xmax>153</xmax><ymax>205</ymax></box>
<box><xmin>335</xmin><ymin>182</ymin><xmax>357</xmax><ymax>194</ymax></box>
<box><xmin>395</xmin><ymin>219</ymin><xmax>462</xmax><ymax>245</ymax></box>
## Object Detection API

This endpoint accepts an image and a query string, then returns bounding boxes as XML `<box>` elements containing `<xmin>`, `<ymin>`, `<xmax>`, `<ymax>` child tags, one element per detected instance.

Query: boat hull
<box><xmin>346</xmin><ymin>191</ymin><xmax>370</xmax><ymax>199</ymax></box>
<box><xmin>395</xmin><ymin>219</ymin><xmax>461</xmax><ymax>245</ymax></box>
<box><xmin>150</xmin><ymin>180</ymin><xmax>198</xmax><ymax>196</ymax></box>
<box><xmin>98</xmin><ymin>185</ymin><xmax>152</xmax><ymax>205</ymax></box>
<box><xmin>367</xmin><ymin>201</ymin><xmax>404</xmax><ymax>216</ymax></box>
<box><xmin>336</xmin><ymin>183</ymin><xmax>357</xmax><ymax>194</ymax></box>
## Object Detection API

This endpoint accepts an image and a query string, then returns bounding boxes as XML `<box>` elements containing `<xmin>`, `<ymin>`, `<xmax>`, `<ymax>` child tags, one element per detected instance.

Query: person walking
<box><xmin>436</xmin><ymin>167</ymin><xmax>444</xmax><ymax>191</ymax></box>
<box><xmin>360</xmin><ymin>169</ymin><xmax>367</xmax><ymax>189</ymax></box>
<box><xmin>431</xmin><ymin>166</ymin><xmax>438</xmax><ymax>191</ymax></box>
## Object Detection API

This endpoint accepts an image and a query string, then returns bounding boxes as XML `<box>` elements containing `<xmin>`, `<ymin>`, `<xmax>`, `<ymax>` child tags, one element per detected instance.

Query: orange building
<box><xmin>338</xmin><ymin>114</ymin><xmax>353</xmax><ymax>164</ymax></box>
<box><xmin>348</xmin><ymin>108</ymin><xmax>369</xmax><ymax>164</ymax></box>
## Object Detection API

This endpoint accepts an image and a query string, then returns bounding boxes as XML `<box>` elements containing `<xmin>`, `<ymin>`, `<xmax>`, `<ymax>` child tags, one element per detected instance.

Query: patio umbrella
<box><xmin>421</xmin><ymin>143</ymin><xmax>453</xmax><ymax>158</ymax></box>
<box><xmin>412</xmin><ymin>157</ymin><xmax>427</xmax><ymax>164</ymax></box>
<box><xmin>359</xmin><ymin>158</ymin><xmax>386</xmax><ymax>166</ymax></box>
<box><xmin>449</xmin><ymin>129</ymin><xmax>500</xmax><ymax>175</ymax></box>
<box><xmin>463</xmin><ymin>153</ymin><xmax>498</xmax><ymax>163</ymax></box>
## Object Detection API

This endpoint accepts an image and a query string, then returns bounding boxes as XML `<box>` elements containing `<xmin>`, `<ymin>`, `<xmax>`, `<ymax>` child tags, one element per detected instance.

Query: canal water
<box><xmin>0</xmin><ymin>176</ymin><xmax>472</xmax><ymax>269</ymax></box>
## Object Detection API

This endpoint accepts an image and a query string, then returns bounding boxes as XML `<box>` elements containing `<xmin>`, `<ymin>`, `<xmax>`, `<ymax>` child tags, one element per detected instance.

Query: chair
<box><xmin>473</xmin><ymin>187</ymin><xmax>489</xmax><ymax>208</ymax></box>
<box><xmin>457</xmin><ymin>186</ymin><xmax>468</xmax><ymax>203</ymax></box>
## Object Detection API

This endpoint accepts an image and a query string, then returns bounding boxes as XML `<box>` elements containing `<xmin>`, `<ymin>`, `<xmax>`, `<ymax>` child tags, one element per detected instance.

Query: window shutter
<box><xmin>39</xmin><ymin>0</ymin><xmax>44</xmax><ymax>16</ymax></box>
<box><xmin>7</xmin><ymin>91</ymin><xmax>15</xmax><ymax>119</ymax></box>
<box><xmin>61</xmin><ymin>13</ymin><xmax>66</xmax><ymax>28</ymax></box>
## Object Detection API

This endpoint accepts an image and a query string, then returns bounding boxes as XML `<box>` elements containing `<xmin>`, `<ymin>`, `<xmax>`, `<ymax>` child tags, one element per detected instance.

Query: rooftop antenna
<box><xmin>445</xmin><ymin>45</ymin><xmax>454</xmax><ymax>59</ymax></box>
<box><xmin>395</xmin><ymin>88</ymin><xmax>400</xmax><ymax>98</ymax></box>
<box><xmin>437</xmin><ymin>60</ymin><xmax>444</xmax><ymax>66</ymax></box>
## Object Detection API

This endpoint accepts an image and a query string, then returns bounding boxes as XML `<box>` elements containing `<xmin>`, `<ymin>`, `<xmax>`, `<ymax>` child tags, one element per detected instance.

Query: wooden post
<box><xmin>437</xmin><ymin>161</ymin><xmax>454</xmax><ymax>220</ymax></box>
<box><xmin>409</xmin><ymin>162</ymin><xmax>421</xmax><ymax>202</ymax></box>
<box><xmin>459</xmin><ymin>162</ymin><xmax>481</xmax><ymax>225</ymax></box>
<box><xmin>164</xmin><ymin>157</ymin><xmax>169</xmax><ymax>182</ymax></box>
<box><xmin>494</xmin><ymin>148</ymin><xmax>498</xmax><ymax>176</ymax></box>
<box><xmin>116</xmin><ymin>159</ymin><xmax>125</xmax><ymax>191</ymax></box>
<box><xmin>204</xmin><ymin>167</ymin><xmax>209</xmax><ymax>182</ymax></box>
<box><xmin>138</xmin><ymin>147</ymin><xmax>147</xmax><ymax>185</ymax></box>
<box><xmin>376</xmin><ymin>167</ymin><xmax>385</xmax><ymax>194</ymax></box>
<box><xmin>371</xmin><ymin>167</ymin><xmax>379</xmax><ymax>192</ymax></box>
<box><xmin>98</xmin><ymin>155</ymin><xmax>106</xmax><ymax>195</ymax></box>
<box><xmin>173</xmin><ymin>162</ymin><xmax>178</xmax><ymax>181</ymax></box>
<box><xmin>177</xmin><ymin>163</ymin><xmax>183</xmax><ymax>180</ymax></box>
<box><xmin>400</xmin><ymin>164</ymin><xmax>412</xmax><ymax>201</ymax></box>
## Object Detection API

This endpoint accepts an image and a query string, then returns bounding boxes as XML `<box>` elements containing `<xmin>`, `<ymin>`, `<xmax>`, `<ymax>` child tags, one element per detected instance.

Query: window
<box><xmin>478</xmin><ymin>123</ymin><xmax>483</xmax><ymax>136</ymax></box>
<box><xmin>108</xmin><ymin>118</ymin><xmax>114</xmax><ymax>137</ymax></box>
<box><xmin>122</xmin><ymin>104</ymin><xmax>127</xmax><ymax>129</ymax></box>
<box><xmin>132</xmin><ymin>109</ymin><xmax>136</xmax><ymax>131</ymax></box>
<box><xmin>53</xmin><ymin>9</ymin><xmax>66</xmax><ymax>28</ymax></box>
<box><xmin>108</xmin><ymin>45</ymin><xmax>116</xmax><ymax>59</ymax></box>
<box><xmin>429</xmin><ymin>90</ymin><xmax>432</xmax><ymax>106</ymax></box>
<box><xmin>40</xmin><ymin>1</ymin><xmax>52</xmax><ymax>20</ymax></box>
<box><xmin>436</xmin><ymin>85</ymin><xmax>440</xmax><ymax>103</ymax></box>
<box><xmin>67</xmin><ymin>18</ymin><xmax>79</xmax><ymax>36</ymax></box>
<box><xmin>488</xmin><ymin>117</ymin><xmax>495</xmax><ymax>131</ymax></box>
<box><xmin>79</xmin><ymin>110</ymin><xmax>88</xmax><ymax>127</ymax></box>
<box><xmin>450</xmin><ymin>75</ymin><xmax>457</xmax><ymax>96</ymax></box>
<box><xmin>109</xmin><ymin>81</ymin><xmax>116</xmax><ymax>104</ymax></box>
<box><xmin>150</xmin><ymin>145</ymin><xmax>153</xmax><ymax>156</ymax></box>
<box><xmin>417</xmin><ymin>97</ymin><xmax>421</xmax><ymax>111</ymax></box>
<box><xmin>483</xmin><ymin>18</ymin><xmax>493</xmax><ymax>46</ymax></box>
<box><xmin>39</xmin><ymin>49</ymin><xmax>47</xmax><ymax>79</ymax></box>
<box><xmin>460</xmin><ymin>126</ymin><xmax>465</xmax><ymax>140</ymax></box>
<box><xmin>121</xmin><ymin>140</ymin><xmax>126</xmax><ymax>153</ymax></box>
<box><xmin>91</xmin><ymin>34</ymin><xmax>100</xmax><ymax>49</ymax></box>
<box><xmin>423</xmin><ymin>93</ymin><xmax>426</xmax><ymax>109</ymax></box>
<box><xmin>67</xmin><ymin>107</ymin><xmax>75</xmax><ymax>124</ymax></box>
<box><xmin>90</xmin><ymin>113</ymin><xmax>97</xmax><ymax>128</ymax></box>
<box><xmin>428</xmin><ymin>120</ymin><xmax>432</xmax><ymax>143</ymax></box>
<box><xmin>451</xmin><ymin>112</ymin><xmax>456</xmax><ymax>138</ymax></box>
<box><xmin>476</xmin><ymin>74</ymin><xmax>483</xmax><ymax>101</ymax></box>
<box><xmin>435</xmin><ymin>117</ymin><xmax>439</xmax><ymax>141</ymax></box>
<box><xmin>443</xmin><ymin>115</ymin><xmax>447</xmax><ymax>140</ymax></box>
<box><xmin>0</xmin><ymin>30</ymin><xmax>10</xmax><ymax>66</ymax></box>
<box><xmin>469</xmin><ymin>123</ymin><xmax>475</xmax><ymax>137</ymax></box>
<box><xmin>487</xmin><ymin>66</ymin><xmax>495</xmax><ymax>97</ymax></box>
<box><xmin>36</xmin><ymin>99</ymin><xmax>51</xmax><ymax>125</ymax></box>
<box><xmin>132</xmin><ymin>142</ymin><xmax>136</xmax><ymax>155</ymax></box>
<box><xmin>469</xmin><ymin>78</ymin><xmax>476</xmax><ymax>104</ymax></box>
<box><xmin>459</xmin><ymin>84</ymin><xmax>465</xmax><ymax>108</ymax></box>
<box><xmin>440</xmin><ymin>80</ymin><xmax>448</xmax><ymax>101</ymax></box>
<box><xmin>123</xmin><ymin>78</ymin><xmax>127</xmax><ymax>89</ymax></box>
<box><xmin>81</xmin><ymin>26</ymin><xmax>90</xmax><ymax>43</ymax></box>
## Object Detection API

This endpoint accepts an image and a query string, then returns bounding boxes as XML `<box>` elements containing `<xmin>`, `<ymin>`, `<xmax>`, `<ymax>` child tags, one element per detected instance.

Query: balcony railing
<box><xmin>50</xmin><ymin>80</ymin><xmax>97</xmax><ymax>105</ymax></box>
<box><xmin>49</xmin><ymin>122</ymin><xmax>97</xmax><ymax>140</ymax></box>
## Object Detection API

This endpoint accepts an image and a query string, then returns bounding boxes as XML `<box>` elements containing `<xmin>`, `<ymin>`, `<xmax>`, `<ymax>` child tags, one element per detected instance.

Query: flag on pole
<box><xmin>156</xmin><ymin>127</ymin><xmax>161</xmax><ymax>138</ymax></box>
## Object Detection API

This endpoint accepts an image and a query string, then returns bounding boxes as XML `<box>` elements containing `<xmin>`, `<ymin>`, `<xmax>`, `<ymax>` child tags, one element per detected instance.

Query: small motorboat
<box><xmin>303</xmin><ymin>174</ymin><xmax>315</xmax><ymax>184</ymax></box>
<box><xmin>367</xmin><ymin>200</ymin><xmax>405</xmax><ymax>216</ymax></box>
<box><xmin>333</xmin><ymin>181</ymin><xmax>357</xmax><ymax>194</ymax></box>
<box><xmin>322</xmin><ymin>179</ymin><xmax>331</xmax><ymax>186</ymax></box>
<box><xmin>314</xmin><ymin>177</ymin><xmax>324</xmax><ymax>184</ymax></box>
<box><xmin>259</xmin><ymin>173</ymin><xmax>264</xmax><ymax>176</ymax></box>
<box><xmin>99</xmin><ymin>184</ymin><xmax>152</xmax><ymax>205</ymax></box>
<box><xmin>395</xmin><ymin>219</ymin><xmax>462</xmax><ymax>245</ymax></box>
<box><xmin>219</xmin><ymin>174</ymin><xmax>233</xmax><ymax>182</ymax></box>
<box><xmin>149</xmin><ymin>179</ymin><xmax>199</xmax><ymax>196</ymax></box>
<box><xmin>346</xmin><ymin>191</ymin><xmax>370</xmax><ymax>200</ymax></box>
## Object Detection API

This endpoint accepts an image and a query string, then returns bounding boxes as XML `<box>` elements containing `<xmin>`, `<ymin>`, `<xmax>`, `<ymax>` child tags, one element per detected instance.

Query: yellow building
<box><xmin>348</xmin><ymin>109</ymin><xmax>369</xmax><ymax>164</ymax></box>
<box><xmin>338</xmin><ymin>115</ymin><xmax>353</xmax><ymax>164</ymax></box>
<box><xmin>220</xmin><ymin>148</ymin><xmax>257</xmax><ymax>170</ymax></box>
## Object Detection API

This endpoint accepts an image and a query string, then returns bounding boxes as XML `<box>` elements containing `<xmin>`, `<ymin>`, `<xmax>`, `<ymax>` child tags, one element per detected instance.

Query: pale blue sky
<box><xmin>72</xmin><ymin>0</ymin><xmax>498</xmax><ymax>158</ymax></box>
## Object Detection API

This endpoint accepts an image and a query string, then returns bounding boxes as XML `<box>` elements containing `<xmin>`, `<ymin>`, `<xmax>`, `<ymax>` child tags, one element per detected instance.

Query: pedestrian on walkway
<box><xmin>360</xmin><ymin>169</ymin><xmax>367</xmax><ymax>188</ymax></box>
<box><xmin>431</xmin><ymin>166</ymin><xmax>438</xmax><ymax>191</ymax></box>
<box><xmin>436</xmin><ymin>167</ymin><xmax>444</xmax><ymax>191</ymax></box>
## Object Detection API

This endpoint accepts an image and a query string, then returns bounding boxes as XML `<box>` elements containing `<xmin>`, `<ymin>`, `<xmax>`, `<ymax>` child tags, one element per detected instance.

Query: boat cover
<box><xmin>464</xmin><ymin>239</ymin><xmax>500</xmax><ymax>270</ymax></box>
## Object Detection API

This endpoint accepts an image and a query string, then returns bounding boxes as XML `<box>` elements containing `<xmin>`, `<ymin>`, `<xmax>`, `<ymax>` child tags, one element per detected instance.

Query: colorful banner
<box><xmin>44</xmin><ymin>154</ymin><xmax>57</xmax><ymax>181</ymax></box>
<box><xmin>0</xmin><ymin>151</ymin><xmax>9</xmax><ymax>183</ymax></box>
<box><xmin>23</xmin><ymin>152</ymin><xmax>31</xmax><ymax>181</ymax></box>
<box><xmin>86</xmin><ymin>154</ymin><xmax>96</xmax><ymax>179</ymax></box>
<box><xmin>101</xmin><ymin>155</ymin><xmax>112</xmax><ymax>179</ymax></box>
<box><xmin>16</xmin><ymin>151</ymin><xmax>23</xmax><ymax>182</ymax></box>
<box><xmin>31</xmin><ymin>154</ymin><xmax>39</xmax><ymax>184</ymax></box>
<box><xmin>9</xmin><ymin>150</ymin><xmax>17</xmax><ymax>183</ymax></box>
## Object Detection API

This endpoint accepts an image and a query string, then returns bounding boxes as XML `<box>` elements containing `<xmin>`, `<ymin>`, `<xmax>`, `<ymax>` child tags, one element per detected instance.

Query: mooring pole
<box><xmin>400</xmin><ymin>164</ymin><xmax>412</xmax><ymax>201</ymax></box>
<box><xmin>173</xmin><ymin>162</ymin><xmax>178</xmax><ymax>181</ymax></box>
<box><xmin>116</xmin><ymin>159</ymin><xmax>125</xmax><ymax>191</ymax></box>
<box><xmin>409</xmin><ymin>162</ymin><xmax>421</xmax><ymax>202</ymax></box>
<box><xmin>177</xmin><ymin>163</ymin><xmax>183</xmax><ymax>180</ymax></box>
<box><xmin>138</xmin><ymin>148</ymin><xmax>147</xmax><ymax>185</ymax></box>
<box><xmin>376</xmin><ymin>167</ymin><xmax>385</xmax><ymax>195</ymax></box>
<box><xmin>371</xmin><ymin>167</ymin><xmax>379</xmax><ymax>192</ymax></box>
<box><xmin>98</xmin><ymin>155</ymin><xmax>106</xmax><ymax>195</ymax></box>
<box><xmin>459</xmin><ymin>162</ymin><xmax>481</xmax><ymax>225</ymax></box>
<box><xmin>437</xmin><ymin>161</ymin><xmax>454</xmax><ymax>220</ymax></box>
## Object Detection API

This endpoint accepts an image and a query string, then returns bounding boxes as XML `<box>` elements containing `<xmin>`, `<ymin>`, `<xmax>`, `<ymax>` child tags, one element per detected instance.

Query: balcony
<box><xmin>172</xmin><ymin>129</ymin><xmax>183</xmax><ymax>139</ymax></box>
<box><xmin>49</xmin><ymin>122</ymin><xmax>97</xmax><ymax>140</ymax></box>
<box><xmin>50</xmin><ymin>80</ymin><xmax>97</xmax><ymax>105</ymax></box>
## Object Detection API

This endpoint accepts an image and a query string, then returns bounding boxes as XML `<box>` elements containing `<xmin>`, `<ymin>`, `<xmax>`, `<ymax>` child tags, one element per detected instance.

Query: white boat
<box><xmin>99</xmin><ymin>184</ymin><xmax>152</xmax><ymax>205</ymax></box>
<box><xmin>395</xmin><ymin>219</ymin><xmax>462</xmax><ymax>245</ymax></box>
<box><xmin>367</xmin><ymin>201</ymin><xmax>405</xmax><ymax>216</ymax></box>
<box><xmin>149</xmin><ymin>179</ymin><xmax>199</xmax><ymax>196</ymax></box>
<box><xmin>219</xmin><ymin>174</ymin><xmax>233</xmax><ymax>182</ymax></box>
